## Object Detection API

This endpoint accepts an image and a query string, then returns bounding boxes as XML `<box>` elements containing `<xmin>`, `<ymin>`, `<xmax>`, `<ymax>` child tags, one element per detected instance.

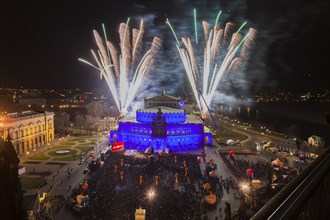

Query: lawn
<box><xmin>70</xmin><ymin>136</ymin><xmax>90</xmax><ymax>141</ymax></box>
<box><xmin>87</xmin><ymin>138</ymin><xmax>98</xmax><ymax>142</ymax></box>
<box><xmin>75</xmin><ymin>145</ymin><xmax>93</xmax><ymax>153</ymax></box>
<box><xmin>20</xmin><ymin>176</ymin><xmax>46</xmax><ymax>190</ymax></box>
<box><xmin>29</xmin><ymin>153</ymin><xmax>50</xmax><ymax>160</ymax></box>
<box><xmin>47</xmin><ymin>148</ymin><xmax>78</xmax><ymax>157</ymax></box>
<box><xmin>218</xmin><ymin>128</ymin><xmax>248</xmax><ymax>142</ymax></box>
<box><xmin>60</xmin><ymin>141</ymin><xmax>76</xmax><ymax>145</ymax></box>
<box><xmin>52</xmin><ymin>155</ymin><xmax>80</xmax><ymax>161</ymax></box>
<box><xmin>49</xmin><ymin>145</ymin><xmax>73</xmax><ymax>150</ymax></box>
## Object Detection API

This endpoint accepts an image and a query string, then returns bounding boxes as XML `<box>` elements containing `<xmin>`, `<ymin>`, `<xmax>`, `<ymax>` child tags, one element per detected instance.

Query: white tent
<box><xmin>226</xmin><ymin>139</ymin><xmax>235</xmax><ymax>145</ymax></box>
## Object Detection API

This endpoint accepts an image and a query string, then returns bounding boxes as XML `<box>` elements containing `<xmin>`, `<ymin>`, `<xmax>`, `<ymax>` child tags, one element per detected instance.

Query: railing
<box><xmin>251</xmin><ymin>147</ymin><xmax>330</xmax><ymax>220</ymax></box>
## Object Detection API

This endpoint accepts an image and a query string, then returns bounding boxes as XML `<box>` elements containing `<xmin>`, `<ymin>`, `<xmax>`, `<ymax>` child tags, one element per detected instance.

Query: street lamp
<box><xmin>239</xmin><ymin>182</ymin><xmax>251</xmax><ymax>212</ymax></box>
<box><xmin>147</xmin><ymin>189</ymin><xmax>155</xmax><ymax>200</ymax></box>
<box><xmin>147</xmin><ymin>189</ymin><xmax>156</xmax><ymax>219</ymax></box>
<box><xmin>241</xmin><ymin>183</ymin><xmax>249</xmax><ymax>192</ymax></box>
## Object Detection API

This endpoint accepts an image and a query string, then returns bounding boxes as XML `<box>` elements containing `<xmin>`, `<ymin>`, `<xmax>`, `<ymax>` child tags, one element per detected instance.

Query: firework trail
<box><xmin>79</xmin><ymin>19</ymin><xmax>162</xmax><ymax>114</ymax></box>
<box><xmin>167</xmin><ymin>10</ymin><xmax>256</xmax><ymax>117</ymax></box>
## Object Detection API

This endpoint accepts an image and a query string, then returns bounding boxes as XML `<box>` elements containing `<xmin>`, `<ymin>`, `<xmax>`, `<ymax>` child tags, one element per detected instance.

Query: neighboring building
<box><xmin>99</xmin><ymin>117</ymin><xmax>117</xmax><ymax>131</ymax></box>
<box><xmin>308</xmin><ymin>135</ymin><xmax>325</xmax><ymax>148</ymax></box>
<box><xmin>0</xmin><ymin>138</ymin><xmax>26</xmax><ymax>219</ymax></box>
<box><xmin>0</xmin><ymin>110</ymin><xmax>55</xmax><ymax>155</ymax></box>
<box><xmin>110</xmin><ymin>93</ymin><xmax>212</xmax><ymax>153</ymax></box>
<box><xmin>276</xmin><ymin>138</ymin><xmax>324</xmax><ymax>159</ymax></box>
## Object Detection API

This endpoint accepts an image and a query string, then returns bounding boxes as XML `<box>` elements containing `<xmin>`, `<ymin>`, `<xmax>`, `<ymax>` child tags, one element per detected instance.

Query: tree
<box><xmin>54</xmin><ymin>111</ymin><xmax>71</xmax><ymax>134</ymax></box>
<box><xmin>86</xmin><ymin>101</ymin><xmax>105</xmax><ymax>118</ymax></box>
<box><xmin>74</xmin><ymin>113</ymin><xmax>85</xmax><ymax>135</ymax></box>
<box><xmin>84</xmin><ymin>115</ymin><xmax>99</xmax><ymax>136</ymax></box>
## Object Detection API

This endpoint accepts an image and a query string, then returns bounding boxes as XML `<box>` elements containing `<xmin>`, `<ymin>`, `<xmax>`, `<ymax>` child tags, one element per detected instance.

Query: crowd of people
<box><xmin>63</xmin><ymin>149</ymin><xmax>300</xmax><ymax>219</ymax></box>
<box><xmin>37</xmin><ymin>195</ymin><xmax>65</xmax><ymax>220</ymax></box>
<box><xmin>67</xmin><ymin>152</ymin><xmax>219</xmax><ymax>219</ymax></box>
<box><xmin>220</xmin><ymin>154</ymin><xmax>273</xmax><ymax>183</ymax></box>
<box><xmin>219</xmin><ymin>153</ymin><xmax>299</xmax><ymax>214</ymax></box>
<box><xmin>220</xmin><ymin>154</ymin><xmax>298</xmax><ymax>186</ymax></box>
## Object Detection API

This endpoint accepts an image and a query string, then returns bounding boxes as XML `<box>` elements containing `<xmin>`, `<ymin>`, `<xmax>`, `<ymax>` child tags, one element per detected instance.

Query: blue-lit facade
<box><xmin>110</xmin><ymin>105</ymin><xmax>212</xmax><ymax>152</ymax></box>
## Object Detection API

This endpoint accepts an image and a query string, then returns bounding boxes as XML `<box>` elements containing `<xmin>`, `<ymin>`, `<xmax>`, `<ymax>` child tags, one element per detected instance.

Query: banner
<box><xmin>112</xmin><ymin>142</ymin><xmax>124</xmax><ymax>152</ymax></box>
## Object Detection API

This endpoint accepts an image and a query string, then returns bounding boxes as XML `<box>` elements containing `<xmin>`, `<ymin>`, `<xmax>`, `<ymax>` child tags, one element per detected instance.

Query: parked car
<box><xmin>83</xmin><ymin>168</ymin><xmax>89</xmax><ymax>174</ymax></box>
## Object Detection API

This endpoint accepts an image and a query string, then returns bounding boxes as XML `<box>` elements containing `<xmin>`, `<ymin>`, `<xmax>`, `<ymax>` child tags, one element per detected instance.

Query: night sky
<box><xmin>1</xmin><ymin>0</ymin><xmax>329</xmax><ymax>93</ymax></box>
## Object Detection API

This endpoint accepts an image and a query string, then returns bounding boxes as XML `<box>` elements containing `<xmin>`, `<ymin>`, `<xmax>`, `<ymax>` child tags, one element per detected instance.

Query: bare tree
<box><xmin>74</xmin><ymin>114</ymin><xmax>85</xmax><ymax>135</ymax></box>
<box><xmin>84</xmin><ymin>115</ymin><xmax>99</xmax><ymax>136</ymax></box>
<box><xmin>54</xmin><ymin>111</ymin><xmax>71</xmax><ymax>134</ymax></box>
<box><xmin>86</xmin><ymin>101</ymin><xmax>105</xmax><ymax>118</ymax></box>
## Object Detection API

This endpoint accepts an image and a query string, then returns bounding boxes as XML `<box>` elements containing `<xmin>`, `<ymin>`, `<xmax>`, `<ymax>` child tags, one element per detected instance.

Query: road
<box><xmin>205</xmin><ymin>113</ymin><xmax>308</xmax><ymax>171</ymax></box>
<box><xmin>53</xmin><ymin>134</ymin><xmax>109</xmax><ymax>220</ymax></box>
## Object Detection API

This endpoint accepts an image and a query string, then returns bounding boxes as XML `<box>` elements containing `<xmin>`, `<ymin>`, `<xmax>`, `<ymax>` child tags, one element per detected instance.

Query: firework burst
<box><xmin>79</xmin><ymin>19</ymin><xmax>162</xmax><ymax>114</ymax></box>
<box><xmin>167</xmin><ymin>10</ymin><xmax>257</xmax><ymax>117</ymax></box>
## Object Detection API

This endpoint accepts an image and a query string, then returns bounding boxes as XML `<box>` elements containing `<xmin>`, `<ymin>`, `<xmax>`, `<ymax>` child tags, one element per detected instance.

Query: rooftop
<box><xmin>310</xmin><ymin>135</ymin><xmax>325</xmax><ymax>142</ymax></box>
<box><xmin>144</xmin><ymin>91</ymin><xmax>180</xmax><ymax>102</ymax></box>
<box><xmin>3</xmin><ymin>111</ymin><xmax>53</xmax><ymax>119</ymax></box>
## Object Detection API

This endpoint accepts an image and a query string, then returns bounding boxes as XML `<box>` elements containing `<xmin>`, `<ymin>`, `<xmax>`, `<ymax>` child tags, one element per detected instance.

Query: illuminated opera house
<box><xmin>109</xmin><ymin>92</ymin><xmax>212</xmax><ymax>153</ymax></box>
